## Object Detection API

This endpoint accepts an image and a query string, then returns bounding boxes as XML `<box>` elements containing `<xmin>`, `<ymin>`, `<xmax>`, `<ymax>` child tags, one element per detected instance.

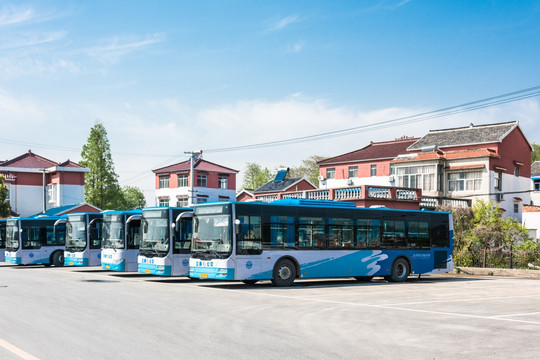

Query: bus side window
<box><xmin>237</xmin><ymin>216</ymin><xmax>262</xmax><ymax>255</ymax></box>
<box><xmin>357</xmin><ymin>219</ymin><xmax>380</xmax><ymax>248</ymax></box>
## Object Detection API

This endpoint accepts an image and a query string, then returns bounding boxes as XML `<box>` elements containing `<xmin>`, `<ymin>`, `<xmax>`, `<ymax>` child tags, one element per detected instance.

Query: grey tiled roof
<box><xmin>532</xmin><ymin>161</ymin><xmax>540</xmax><ymax>176</ymax></box>
<box><xmin>254</xmin><ymin>177</ymin><xmax>304</xmax><ymax>193</ymax></box>
<box><xmin>408</xmin><ymin>121</ymin><xmax>518</xmax><ymax>151</ymax></box>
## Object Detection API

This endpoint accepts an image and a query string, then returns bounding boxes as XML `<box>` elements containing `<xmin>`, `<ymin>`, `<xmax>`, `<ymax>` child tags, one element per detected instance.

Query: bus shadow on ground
<box><xmin>11</xmin><ymin>264</ymin><xmax>59</xmax><ymax>270</ymax></box>
<box><xmin>200</xmin><ymin>276</ymin><xmax>488</xmax><ymax>290</ymax></box>
<box><xmin>107</xmin><ymin>273</ymin><xmax>155</xmax><ymax>278</ymax></box>
<box><xmin>70</xmin><ymin>269</ymin><xmax>110</xmax><ymax>273</ymax></box>
<box><xmin>145</xmin><ymin>278</ymin><xmax>196</xmax><ymax>284</ymax></box>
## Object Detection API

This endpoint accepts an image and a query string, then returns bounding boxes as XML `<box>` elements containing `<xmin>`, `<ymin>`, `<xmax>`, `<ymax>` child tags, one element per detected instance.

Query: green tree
<box><xmin>119</xmin><ymin>186</ymin><xmax>146</xmax><ymax>210</ymax></box>
<box><xmin>242</xmin><ymin>163</ymin><xmax>274</xmax><ymax>190</ymax></box>
<box><xmin>80</xmin><ymin>122</ymin><xmax>123</xmax><ymax>210</ymax></box>
<box><xmin>289</xmin><ymin>155</ymin><xmax>326</xmax><ymax>186</ymax></box>
<box><xmin>532</xmin><ymin>142</ymin><xmax>540</xmax><ymax>163</ymax></box>
<box><xmin>0</xmin><ymin>174</ymin><xmax>11</xmax><ymax>218</ymax></box>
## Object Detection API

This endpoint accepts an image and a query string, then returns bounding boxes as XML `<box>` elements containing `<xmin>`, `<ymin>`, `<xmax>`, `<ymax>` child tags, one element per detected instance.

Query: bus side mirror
<box><xmin>234</xmin><ymin>219</ymin><xmax>241</xmax><ymax>234</ymax></box>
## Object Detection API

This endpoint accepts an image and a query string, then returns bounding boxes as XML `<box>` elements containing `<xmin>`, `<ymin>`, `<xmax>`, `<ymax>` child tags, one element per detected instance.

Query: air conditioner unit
<box><xmin>318</xmin><ymin>175</ymin><xmax>325</xmax><ymax>181</ymax></box>
<box><xmin>388</xmin><ymin>175</ymin><xmax>395</xmax><ymax>182</ymax></box>
<box><xmin>346</xmin><ymin>178</ymin><xmax>353</xmax><ymax>185</ymax></box>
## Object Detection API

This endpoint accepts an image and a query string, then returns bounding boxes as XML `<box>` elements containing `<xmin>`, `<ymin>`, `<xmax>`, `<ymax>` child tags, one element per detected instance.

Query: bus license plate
<box><xmin>145</xmin><ymin>269</ymin><xmax>150</xmax><ymax>273</ymax></box>
<box><xmin>200</xmin><ymin>273</ymin><xmax>208</xmax><ymax>279</ymax></box>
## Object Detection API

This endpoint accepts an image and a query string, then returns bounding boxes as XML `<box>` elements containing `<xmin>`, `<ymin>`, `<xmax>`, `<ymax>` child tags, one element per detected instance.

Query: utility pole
<box><xmin>184</xmin><ymin>151</ymin><xmax>202</xmax><ymax>206</ymax></box>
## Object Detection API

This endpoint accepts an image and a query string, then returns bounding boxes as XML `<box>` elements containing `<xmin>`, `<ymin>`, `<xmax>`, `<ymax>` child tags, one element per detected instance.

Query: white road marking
<box><xmin>0</xmin><ymin>338</ymin><xmax>40</xmax><ymax>360</ymax></box>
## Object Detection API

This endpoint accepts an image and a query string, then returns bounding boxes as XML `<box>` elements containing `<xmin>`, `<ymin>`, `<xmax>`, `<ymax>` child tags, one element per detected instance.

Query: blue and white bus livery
<box><xmin>189</xmin><ymin>199</ymin><xmax>453</xmax><ymax>286</ymax></box>
<box><xmin>101</xmin><ymin>210</ymin><xmax>142</xmax><ymax>272</ymax></box>
<box><xmin>59</xmin><ymin>212</ymin><xmax>103</xmax><ymax>266</ymax></box>
<box><xmin>5</xmin><ymin>216</ymin><xmax>67</xmax><ymax>266</ymax></box>
<box><xmin>138</xmin><ymin>207</ymin><xmax>193</xmax><ymax>276</ymax></box>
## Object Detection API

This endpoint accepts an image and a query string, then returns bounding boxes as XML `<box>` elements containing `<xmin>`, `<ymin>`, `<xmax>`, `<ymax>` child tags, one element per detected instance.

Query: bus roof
<box><xmin>194</xmin><ymin>199</ymin><xmax>451</xmax><ymax>215</ymax></box>
<box><xmin>101</xmin><ymin>209</ymin><xmax>142</xmax><ymax>215</ymax></box>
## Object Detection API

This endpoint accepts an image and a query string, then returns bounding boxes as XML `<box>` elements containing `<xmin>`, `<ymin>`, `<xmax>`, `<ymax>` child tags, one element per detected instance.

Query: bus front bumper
<box><xmin>189</xmin><ymin>266</ymin><xmax>235</xmax><ymax>280</ymax></box>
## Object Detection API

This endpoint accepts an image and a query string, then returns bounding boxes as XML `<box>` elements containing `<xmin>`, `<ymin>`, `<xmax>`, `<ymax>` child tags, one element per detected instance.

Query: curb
<box><xmin>452</xmin><ymin>267</ymin><xmax>540</xmax><ymax>279</ymax></box>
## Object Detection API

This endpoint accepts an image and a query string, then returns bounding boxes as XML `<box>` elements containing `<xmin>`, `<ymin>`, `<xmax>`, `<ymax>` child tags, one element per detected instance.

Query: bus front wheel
<box><xmin>52</xmin><ymin>251</ymin><xmax>64</xmax><ymax>267</ymax></box>
<box><xmin>272</xmin><ymin>259</ymin><xmax>296</xmax><ymax>287</ymax></box>
<box><xmin>388</xmin><ymin>258</ymin><xmax>409</xmax><ymax>282</ymax></box>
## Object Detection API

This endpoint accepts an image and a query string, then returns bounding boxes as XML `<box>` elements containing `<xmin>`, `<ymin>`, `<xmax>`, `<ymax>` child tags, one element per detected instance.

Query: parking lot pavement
<box><xmin>1</xmin><ymin>264</ymin><xmax>540</xmax><ymax>359</ymax></box>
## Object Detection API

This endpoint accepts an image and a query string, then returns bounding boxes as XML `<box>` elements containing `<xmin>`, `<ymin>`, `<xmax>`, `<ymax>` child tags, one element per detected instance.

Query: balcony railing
<box><xmin>253</xmin><ymin>185</ymin><xmax>423</xmax><ymax>204</ymax></box>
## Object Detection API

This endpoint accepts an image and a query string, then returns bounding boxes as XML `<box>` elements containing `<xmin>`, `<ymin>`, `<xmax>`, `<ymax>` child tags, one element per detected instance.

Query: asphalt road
<box><xmin>1</xmin><ymin>263</ymin><xmax>540</xmax><ymax>360</ymax></box>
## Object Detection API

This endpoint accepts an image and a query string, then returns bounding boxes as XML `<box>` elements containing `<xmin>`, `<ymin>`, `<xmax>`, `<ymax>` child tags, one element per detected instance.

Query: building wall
<box><xmin>9</xmin><ymin>185</ymin><xmax>44</xmax><ymax>217</ymax></box>
<box><xmin>522</xmin><ymin>211</ymin><xmax>540</xmax><ymax>242</ymax></box>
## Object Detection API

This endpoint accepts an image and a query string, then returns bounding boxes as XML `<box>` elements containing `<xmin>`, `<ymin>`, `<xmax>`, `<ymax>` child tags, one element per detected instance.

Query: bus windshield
<box><xmin>102</xmin><ymin>220</ymin><xmax>125</xmax><ymax>249</ymax></box>
<box><xmin>5</xmin><ymin>221</ymin><xmax>19</xmax><ymax>251</ymax></box>
<box><xmin>66</xmin><ymin>220</ymin><xmax>87</xmax><ymax>251</ymax></box>
<box><xmin>192</xmin><ymin>213</ymin><xmax>232</xmax><ymax>259</ymax></box>
<box><xmin>140</xmin><ymin>218</ymin><xmax>170</xmax><ymax>255</ymax></box>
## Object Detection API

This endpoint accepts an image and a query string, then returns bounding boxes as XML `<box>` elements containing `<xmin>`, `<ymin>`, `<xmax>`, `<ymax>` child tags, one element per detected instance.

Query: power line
<box><xmin>202</xmin><ymin>85</ymin><xmax>540</xmax><ymax>153</ymax></box>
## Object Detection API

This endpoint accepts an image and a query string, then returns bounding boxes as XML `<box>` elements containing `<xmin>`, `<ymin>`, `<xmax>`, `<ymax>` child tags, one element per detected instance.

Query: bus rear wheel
<box><xmin>52</xmin><ymin>251</ymin><xmax>64</xmax><ymax>267</ymax></box>
<box><xmin>388</xmin><ymin>258</ymin><xmax>409</xmax><ymax>282</ymax></box>
<box><xmin>272</xmin><ymin>259</ymin><xmax>296</xmax><ymax>287</ymax></box>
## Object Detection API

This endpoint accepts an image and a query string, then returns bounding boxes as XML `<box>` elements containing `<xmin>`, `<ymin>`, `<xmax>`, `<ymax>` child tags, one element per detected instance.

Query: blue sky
<box><xmin>1</xmin><ymin>1</ymin><xmax>540</xmax><ymax>203</ymax></box>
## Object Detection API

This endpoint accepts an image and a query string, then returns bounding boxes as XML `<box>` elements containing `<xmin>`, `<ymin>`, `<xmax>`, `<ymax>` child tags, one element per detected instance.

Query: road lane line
<box><xmin>0</xmin><ymin>338</ymin><xmax>40</xmax><ymax>360</ymax></box>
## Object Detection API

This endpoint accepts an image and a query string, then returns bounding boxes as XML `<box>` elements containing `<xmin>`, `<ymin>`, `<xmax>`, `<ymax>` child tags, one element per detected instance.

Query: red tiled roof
<box><xmin>2</xmin><ymin>150</ymin><xmax>58</xmax><ymax>168</ymax></box>
<box><xmin>58</xmin><ymin>160</ymin><xmax>85</xmax><ymax>168</ymax></box>
<box><xmin>523</xmin><ymin>205</ymin><xmax>540</xmax><ymax>213</ymax></box>
<box><xmin>393</xmin><ymin>148</ymin><xmax>499</xmax><ymax>163</ymax></box>
<box><xmin>153</xmin><ymin>159</ymin><xmax>238</xmax><ymax>174</ymax></box>
<box><xmin>318</xmin><ymin>137</ymin><xmax>420</xmax><ymax>165</ymax></box>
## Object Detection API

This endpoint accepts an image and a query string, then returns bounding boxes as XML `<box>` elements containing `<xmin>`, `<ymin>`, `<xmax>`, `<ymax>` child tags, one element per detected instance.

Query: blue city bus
<box><xmin>189</xmin><ymin>199</ymin><xmax>453</xmax><ymax>286</ymax></box>
<box><xmin>4</xmin><ymin>216</ymin><xmax>67</xmax><ymax>266</ymax></box>
<box><xmin>101</xmin><ymin>210</ymin><xmax>142</xmax><ymax>272</ymax></box>
<box><xmin>58</xmin><ymin>212</ymin><xmax>103</xmax><ymax>266</ymax></box>
<box><xmin>138</xmin><ymin>207</ymin><xmax>193</xmax><ymax>276</ymax></box>
<box><xmin>0</xmin><ymin>219</ymin><xmax>6</xmax><ymax>262</ymax></box>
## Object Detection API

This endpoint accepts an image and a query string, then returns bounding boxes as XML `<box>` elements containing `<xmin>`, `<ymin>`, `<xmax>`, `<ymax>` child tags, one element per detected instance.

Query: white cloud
<box><xmin>1</xmin><ymin>91</ymin><xmax>540</xmax><ymax>204</ymax></box>
<box><xmin>0</xmin><ymin>31</ymin><xmax>67</xmax><ymax>50</ymax></box>
<box><xmin>266</xmin><ymin>15</ymin><xmax>299</xmax><ymax>32</ymax></box>
<box><xmin>0</xmin><ymin>5</ymin><xmax>34</xmax><ymax>26</ymax></box>
<box><xmin>287</xmin><ymin>41</ymin><xmax>305</xmax><ymax>53</ymax></box>
<box><xmin>83</xmin><ymin>33</ymin><xmax>165</xmax><ymax>64</ymax></box>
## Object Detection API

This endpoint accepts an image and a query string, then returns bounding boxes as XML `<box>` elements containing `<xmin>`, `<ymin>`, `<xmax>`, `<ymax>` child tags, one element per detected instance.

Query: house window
<box><xmin>514</xmin><ymin>166</ymin><xmax>520</xmax><ymax>177</ymax></box>
<box><xmin>370</xmin><ymin>165</ymin><xmax>377</xmax><ymax>177</ymax></box>
<box><xmin>158</xmin><ymin>198</ymin><xmax>169</xmax><ymax>207</ymax></box>
<box><xmin>176</xmin><ymin>195</ymin><xmax>189</xmax><ymax>207</ymax></box>
<box><xmin>218</xmin><ymin>176</ymin><xmax>228</xmax><ymax>189</ymax></box>
<box><xmin>177</xmin><ymin>175</ymin><xmax>188</xmax><ymax>187</ymax></box>
<box><xmin>159</xmin><ymin>176</ymin><xmax>169</xmax><ymax>189</ymax></box>
<box><xmin>326</xmin><ymin>168</ymin><xmax>335</xmax><ymax>179</ymax></box>
<box><xmin>535</xmin><ymin>180</ymin><xmax>540</xmax><ymax>191</ymax></box>
<box><xmin>197</xmin><ymin>175</ymin><xmax>207</xmax><ymax>187</ymax></box>
<box><xmin>514</xmin><ymin>203</ymin><xmax>519</xmax><ymax>213</ymax></box>
<box><xmin>348</xmin><ymin>166</ymin><xmax>358</xmax><ymax>178</ymax></box>
<box><xmin>495</xmin><ymin>172</ymin><xmax>502</xmax><ymax>191</ymax></box>
<box><xmin>47</xmin><ymin>184</ymin><xmax>57</xmax><ymax>203</ymax></box>
<box><xmin>448</xmin><ymin>171</ymin><xmax>482</xmax><ymax>192</ymax></box>
<box><xmin>396</xmin><ymin>166</ymin><xmax>436</xmax><ymax>191</ymax></box>
<box><xmin>390</xmin><ymin>163</ymin><xmax>395</xmax><ymax>175</ymax></box>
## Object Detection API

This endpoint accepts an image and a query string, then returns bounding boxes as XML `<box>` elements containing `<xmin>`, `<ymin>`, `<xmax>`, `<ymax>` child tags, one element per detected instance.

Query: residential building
<box><xmin>0</xmin><ymin>150</ymin><xmax>89</xmax><ymax>217</ymax></box>
<box><xmin>393</xmin><ymin>121</ymin><xmax>530</xmax><ymax>219</ymax></box>
<box><xmin>237</xmin><ymin>168</ymin><xmax>317</xmax><ymax>202</ymax></box>
<box><xmin>153</xmin><ymin>156</ymin><xmax>238</xmax><ymax>206</ymax></box>
<box><xmin>522</xmin><ymin>205</ymin><xmax>540</xmax><ymax>242</ymax></box>
<box><xmin>317</xmin><ymin>136</ymin><xmax>419</xmax><ymax>189</ymax></box>
<box><xmin>530</xmin><ymin>161</ymin><xmax>540</xmax><ymax>205</ymax></box>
